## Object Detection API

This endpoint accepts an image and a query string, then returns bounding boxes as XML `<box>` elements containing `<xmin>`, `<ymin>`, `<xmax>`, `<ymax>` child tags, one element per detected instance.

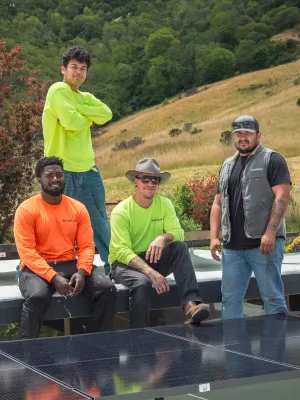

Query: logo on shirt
<box><xmin>251</xmin><ymin>168</ymin><xmax>263</xmax><ymax>171</ymax></box>
<box><xmin>152</xmin><ymin>218</ymin><xmax>163</xmax><ymax>222</ymax></box>
<box><xmin>63</xmin><ymin>219</ymin><xmax>76</xmax><ymax>223</ymax></box>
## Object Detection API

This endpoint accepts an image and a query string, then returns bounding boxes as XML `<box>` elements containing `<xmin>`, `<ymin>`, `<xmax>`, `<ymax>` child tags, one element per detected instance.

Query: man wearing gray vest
<box><xmin>210</xmin><ymin>115</ymin><xmax>291</xmax><ymax>320</ymax></box>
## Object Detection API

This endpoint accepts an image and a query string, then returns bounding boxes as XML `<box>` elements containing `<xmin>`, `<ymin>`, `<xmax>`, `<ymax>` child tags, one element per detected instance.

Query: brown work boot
<box><xmin>184</xmin><ymin>301</ymin><xmax>210</xmax><ymax>324</ymax></box>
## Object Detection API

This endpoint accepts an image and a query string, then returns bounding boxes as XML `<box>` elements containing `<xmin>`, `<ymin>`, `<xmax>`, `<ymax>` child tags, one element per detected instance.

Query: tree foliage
<box><xmin>0</xmin><ymin>42</ymin><xmax>50</xmax><ymax>242</ymax></box>
<box><xmin>196</xmin><ymin>47</ymin><xmax>236</xmax><ymax>85</ymax></box>
<box><xmin>170</xmin><ymin>173</ymin><xmax>218</xmax><ymax>231</ymax></box>
<box><xmin>145</xmin><ymin>28</ymin><xmax>180</xmax><ymax>58</ymax></box>
<box><xmin>0</xmin><ymin>0</ymin><xmax>300</xmax><ymax>120</ymax></box>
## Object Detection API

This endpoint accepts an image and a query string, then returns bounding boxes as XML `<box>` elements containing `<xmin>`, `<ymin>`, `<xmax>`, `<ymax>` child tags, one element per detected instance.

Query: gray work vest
<box><xmin>219</xmin><ymin>144</ymin><xmax>286</xmax><ymax>243</ymax></box>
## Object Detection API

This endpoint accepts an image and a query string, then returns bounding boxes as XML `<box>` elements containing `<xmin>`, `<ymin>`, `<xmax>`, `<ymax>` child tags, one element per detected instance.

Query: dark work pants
<box><xmin>19</xmin><ymin>261</ymin><xmax>117</xmax><ymax>339</ymax></box>
<box><xmin>111</xmin><ymin>241</ymin><xmax>203</xmax><ymax>329</ymax></box>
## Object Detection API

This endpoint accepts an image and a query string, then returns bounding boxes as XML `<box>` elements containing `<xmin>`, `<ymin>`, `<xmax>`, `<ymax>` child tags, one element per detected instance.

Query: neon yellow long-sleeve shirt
<box><xmin>42</xmin><ymin>82</ymin><xmax>112</xmax><ymax>172</ymax></box>
<box><xmin>108</xmin><ymin>194</ymin><xmax>184</xmax><ymax>266</ymax></box>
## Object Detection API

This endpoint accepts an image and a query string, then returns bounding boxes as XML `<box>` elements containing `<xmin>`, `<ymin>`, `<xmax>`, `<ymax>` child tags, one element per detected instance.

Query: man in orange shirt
<box><xmin>14</xmin><ymin>156</ymin><xmax>116</xmax><ymax>339</ymax></box>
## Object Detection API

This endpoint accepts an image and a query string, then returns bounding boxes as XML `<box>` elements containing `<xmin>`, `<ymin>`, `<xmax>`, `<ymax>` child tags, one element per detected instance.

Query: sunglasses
<box><xmin>232</xmin><ymin>121</ymin><xmax>258</xmax><ymax>132</ymax></box>
<box><xmin>136</xmin><ymin>175</ymin><xmax>161</xmax><ymax>184</ymax></box>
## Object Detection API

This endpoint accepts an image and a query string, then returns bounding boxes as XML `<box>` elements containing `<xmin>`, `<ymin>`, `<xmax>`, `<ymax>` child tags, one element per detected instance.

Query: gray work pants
<box><xmin>111</xmin><ymin>241</ymin><xmax>202</xmax><ymax>328</ymax></box>
<box><xmin>19</xmin><ymin>261</ymin><xmax>117</xmax><ymax>339</ymax></box>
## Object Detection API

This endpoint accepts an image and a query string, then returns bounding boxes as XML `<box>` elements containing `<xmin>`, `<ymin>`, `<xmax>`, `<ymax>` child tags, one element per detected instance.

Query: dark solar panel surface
<box><xmin>153</xmin><ymin>314</ymin><xmax>300</xmax><ymax>368</ymax></box>
<box><xmin>0</xmin><ymin>353</ymin><xmax>89</xmax><ymax>400</ymax></box>
<box><xmin>1</xmin><ymin>314</ymin><xmax>300</xmax><ymax>399</ymax></box>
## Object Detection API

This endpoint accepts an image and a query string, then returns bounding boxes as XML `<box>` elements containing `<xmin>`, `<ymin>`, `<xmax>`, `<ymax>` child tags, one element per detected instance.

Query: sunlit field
<box><xmin>93</xmin><ymin>60</ymin><xmax>300</xmax><ymax>205</ymax></box>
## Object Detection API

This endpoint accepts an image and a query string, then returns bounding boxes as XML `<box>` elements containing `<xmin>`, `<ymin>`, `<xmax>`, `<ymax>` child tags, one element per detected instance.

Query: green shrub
<box><xmin>289</xmin><ymin>190</ymin><xmax>298</xmax><ymax>215</ymax></box>
<box><xmin>293</xmin><ymin>77</ymin><xmax>300</xmax><ymax>86</ymax></box>
<box><xmin>179</xmin><ymin>217</ymin><xmax>202</xmax><ymax>232</ymax></box>
<box><xmin>162</xmin><ymin>98</ymin><xmax>169</xmax><ymax>106</ymax></box>
<box><xmin>112</xmin><ymin>136</ymin><xmax>144</xmax><ymax>151</ymax></box>
<box><xmin>238</xmin><ymin>80</ymin><xmax>277</xmax><ymax>93</ymax></box>
<box><xmin>296</xmin><ymin>98</ymin><xmax>300</xmax><ymax>106</ymax></box>
<box><xmin>285</xmin><ymin>189</ymin><xmax>300</xmax><ymax>251</ymax></box>
<box><xmin>168</xmin><ymin>128</ymin><xmax>182</xmax><ymax>137</ymax></box>
<box><xmin>190</xmin><ymin>128</ymin><xmax>202</xmax><ymax>134</ymax></box>
<box><xmin>285</xmin><ymin>236</ymin><xmax>300</xmax><ymax>253</ymax></box>
<box><xmin>238</xmin><ymin>83</ymin><xmax>265</xmax><ymax>92</ymax></box>
<box><xmin>169</xmin><ymin>172</ymin><xmax>218</xmax><ymax>231</ymax></box>
<box><xmin>220</xmin><ymin>130</ymin><xmax>232</xmax><ymax>146</ymax></box>
<box><xmin>286</xmin><ymin>192</ymin><xmax>300</xmax><ymax>234</ymax></box>
<box><xmin>170</xmin><ymin>184</ymin><xmax>202</xmax><ymax>231</ymax></box>
<box><xmin>172</xmin><ymin>184</ymin><xmax>194</xmax><ymax>219</ymax></box>
<box><xmin>286</xmin><ymin>215</ymin><xmax>300</xmax><ymax>235</ymax></box>
<box><xmin>183</xmin><ymin>123</ymin><xmax>193</xmax><ymax>132</ymax></box>
<box><xmin>0</xmin><ymin>323</ymin><xmax>60</xmax><ymax>341</ymax></box>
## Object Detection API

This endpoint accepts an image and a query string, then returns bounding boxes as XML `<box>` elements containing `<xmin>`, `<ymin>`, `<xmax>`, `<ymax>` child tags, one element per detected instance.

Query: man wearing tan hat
<box><xmin>109</xmin><ymin>158</ymin><xmax>210</xmax><ymax>328</ymax></box>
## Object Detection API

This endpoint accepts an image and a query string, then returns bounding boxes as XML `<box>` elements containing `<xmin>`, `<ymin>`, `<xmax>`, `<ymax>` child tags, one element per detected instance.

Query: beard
<box><xmin>235</xmin><ymin>140</ymin><xmax>259</xmax><ymax>154</ymax></box>
<box><xmin>41</xmin><ymin>181</ymin><xmax>65</xmax><ymax>196</ymax></box>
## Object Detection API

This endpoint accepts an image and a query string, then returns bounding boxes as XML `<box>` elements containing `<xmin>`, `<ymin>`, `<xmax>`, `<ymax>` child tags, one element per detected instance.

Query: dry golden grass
<box><xmin>271</xmin><ymin>26</ymin><xmax>300</xmax><ymax>42</ymax></box>
<box><xmin>104</xmin><ymin>159</ymin><xmax>300</xmax><ymax>207</ymax></box>
<box><xmin>104</xmin><ymin>164</ymin><xmax>221</xmax><ymax>202</ymax></box>
<box><xmin>93</xmin><ymin>60</ymin><xmax>300</xmax><ymax>201</ymax></box>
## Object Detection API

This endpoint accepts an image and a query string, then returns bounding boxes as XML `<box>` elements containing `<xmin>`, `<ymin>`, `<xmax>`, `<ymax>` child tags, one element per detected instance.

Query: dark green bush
<box><xmin>293</xmin><ymin>77</ymin><xmax>300</xmax><ymax>86</ymax></box>
<box><xmin>183</xmin><ymin>123</ymin><xmax>193</xmax><ymax>132</ymax></box>
<box><xmin>190</xmin><ymin>128</ymin><xmax>202</xmax><ymax>134</ymax></box>
<box><xmin>238</xmin><ymin>80</ymin><xmax>277</xmax><ymax>93</ymax></box>
<box><xmin>220</xmin><ymin>130</ymin><xmax>232</xmax><ymax>146</ymax></box>
<box><xmin>112</xmin><ymin>136</ymin><xmax>144</xmax><ymax>151</ymax></box>
<box><xmin>169</xmin><ymin>128</ymin><xmax>182</xmax><ymax>137</ymax></box>
<box><xmin>170</xmin><ymin>184</ymin><xmax>202</xmax><ymax>231</ymax></box>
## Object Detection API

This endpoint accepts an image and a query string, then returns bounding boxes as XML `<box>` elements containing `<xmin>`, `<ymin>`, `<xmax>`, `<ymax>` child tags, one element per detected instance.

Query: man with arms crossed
<box><xmin>109</xmin><ymin>158</ymin><xmax>210</xmax><ymax>328</ymax></box>
<box><xmin>210</xmin><ymin>115</ymin><xmax>291</xmax><ymax>319</ymax></box>
<box><xmin>14</xmin><ymin>157</ymin><xmax>116</xmax><ymax>339</ymax></box>
<box><xmin>43</xmin><ymin>46</ymin><xmax>112</xmax><ymax>274</ymax></box>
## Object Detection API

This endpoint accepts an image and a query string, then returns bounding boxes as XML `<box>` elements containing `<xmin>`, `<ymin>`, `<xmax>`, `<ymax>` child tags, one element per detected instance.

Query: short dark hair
<box><xmin>35</xmin><ymin>157</ymin><xmax>64</xmax><ymax>178</ymax></box>
<box><xmin>62</xmin><ymin>46</ymin><xmax>91</xmax><ymax>69</ymax></box>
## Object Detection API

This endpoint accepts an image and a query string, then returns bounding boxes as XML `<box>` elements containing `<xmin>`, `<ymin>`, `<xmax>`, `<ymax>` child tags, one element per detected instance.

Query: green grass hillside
<box><xmin>95</xmin><ymin>60</ymin><xmax>300</xmax><ymax>203</ymax></box>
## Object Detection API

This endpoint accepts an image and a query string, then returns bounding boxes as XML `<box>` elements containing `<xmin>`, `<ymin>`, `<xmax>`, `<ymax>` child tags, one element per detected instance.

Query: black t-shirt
<box><xmin>217</xmin><ymin>152</ymin><xmax>291</xmax><ymax>250</ymax></box>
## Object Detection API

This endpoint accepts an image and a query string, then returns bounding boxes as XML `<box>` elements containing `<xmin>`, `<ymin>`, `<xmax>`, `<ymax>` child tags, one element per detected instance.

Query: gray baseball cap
<box><xmin>232</xmin><ymin>115</ymin><xmax>259</xmax><ymax>133</ymax></box>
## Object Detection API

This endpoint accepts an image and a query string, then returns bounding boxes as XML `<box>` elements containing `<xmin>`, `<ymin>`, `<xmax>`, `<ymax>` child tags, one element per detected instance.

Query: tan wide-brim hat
<box><xmin>125</xmin><ymin>158</ymin><xmax>171</xmax><ymax>184</ymax></box>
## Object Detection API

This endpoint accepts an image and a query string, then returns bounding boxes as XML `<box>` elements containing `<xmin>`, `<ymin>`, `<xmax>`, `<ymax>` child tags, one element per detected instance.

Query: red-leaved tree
<box><xmin>188</xmin><ymin>173</ymin><xmax>218</xmax><ymax>230</ymax></box>
<box><xmin>0</xmin><ymin>41</ymin><xmax>50</xmax><ymax>242</ymax></box>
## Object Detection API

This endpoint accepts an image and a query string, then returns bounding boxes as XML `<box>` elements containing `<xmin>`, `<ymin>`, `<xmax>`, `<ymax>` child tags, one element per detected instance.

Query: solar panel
<box><xmin>0</xmin><ymin>354</ymin><xmax>90</xmax><ymax>400</ymax></box>
<box><xmin>0</xmin><ymin>314</ymin><xmax>300</xmax><ymax>399</ymax></box>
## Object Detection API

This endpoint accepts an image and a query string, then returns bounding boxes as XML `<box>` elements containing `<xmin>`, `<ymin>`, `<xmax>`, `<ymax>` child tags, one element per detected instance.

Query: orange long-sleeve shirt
<box><xmin>14</xmin><ymin>194</ymin><xmax>95</xmax><ymax>282</ymax></box>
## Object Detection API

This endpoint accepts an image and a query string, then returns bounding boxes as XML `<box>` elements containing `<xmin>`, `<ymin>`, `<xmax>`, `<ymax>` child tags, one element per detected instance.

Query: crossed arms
<box><xmin>50</xmin><ymin>87</ymin><xmax>112</xmax><ymax>132</ymax></box>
